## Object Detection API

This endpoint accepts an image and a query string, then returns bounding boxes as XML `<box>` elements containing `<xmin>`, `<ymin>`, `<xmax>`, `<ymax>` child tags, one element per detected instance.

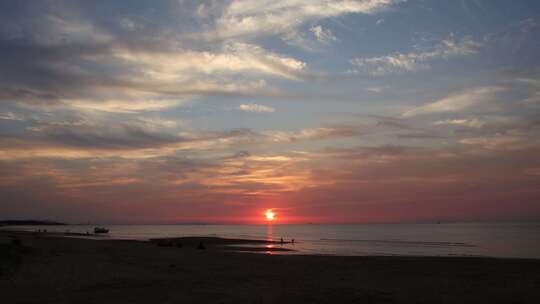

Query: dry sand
<box><xmin>1</xmin><ymin>230</ymin><xmax>540</xmax><ymax>303</ymax></box>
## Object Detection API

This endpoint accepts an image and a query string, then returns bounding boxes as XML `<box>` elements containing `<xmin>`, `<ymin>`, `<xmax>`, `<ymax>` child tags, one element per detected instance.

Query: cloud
<box><xmin>350</xmin><ymin>35</ymin><xmax>480</xmax><ymax>75</ymax></box>
<box><xmin>239</xmin><ymin>103</ymin><xmax>276</xmax><ymax>113</ymax></box>
<box><xmin>517</xmin><ymin>78</ymin><xmax>540</xmax><ymax>106</ymax></box>
<box><xmin>365</xmin><ymin>86</ymin><xmax>388</xmax><ymax>93</ymax></box>
<box><xmin>432</xmin><ymin>115</ymin><xmax>532</xmax><ymax>136</ymax></box>
<box><xmin>283</xmin><ymin>24</ymin><xmax>339</xmax><ymax>52</ymax></box>
<box><xmin>434</xmin><ymin>119</ymin><xmax>486</xmax><ymax>129</ymax></box>
<box><xmin>1</xmin><ymin>2</ymin><xmax>540</xmax><ymax>225</ymax></box>
<box><xmin>3</xmin><ymin>138</ymin><xmax>540</xmax><ymax>223</ymax></box>
<box><xmin>65</xmin><ymin>98</ymin><xmax>186</xmax><ymax>113</ymax></box>
<box><xmin>310</xmin><ymin>25</ymin><xmax>337</xmax><ymax>44</ymax></box>
<box><xmin>0</xmin><ymin>2</ymin><xmax>313</xmax><ymax>116</ymax></box>
<box><xmin>524</xmin><ymin>168</ymin><xmax>540</xmax><ymax>176</ymax></box>
<box><xmin>27</xmin><ymin>119</ymin><xmax>184</xmax><ymax>150</ymax></box>
<box><xmin>396</xmin><ymin>132</ymin><xmax>442</xmax><ymax>139</ymax></box>
<box><xmin>459</xmin><ymin>135</ymin><xmax>524</xmax><ymax>150</ymax></box>
<box><xmin>481</xmin><ymin>17</ymin><xmax>540</xmax><ymax>73</ymax></box>
<box><xmin>0</xmin><ymin>112</ymin><xmax>23</xmax><ymax>121</ymax></box>
<box><xmin>402</xmin><ymin>86</ymin><xmax>506</xmax><ymax>117</ymax></box>
<box><xmin>263</xmin><ymin>125</ymin><xmax>363</xmax><ymax>142</ymax></box>
<box><xmin>214</xmin><ymin>0</ymin><xmax>404</xmax><ymax>39</ymax></box>
<box><xmin>0</xmin><ymin>118</ymin><xmax>366</xmax><ymax>161</ymax></box>
<box><xmin>523</xmin><ymin>91</ymin><xmax>540</xmax><ymax>105</ymax></box>
<box><xmin>111</xmin><ymin>42</ymin><xmax>307</xmax><ymax>81</ymax></box>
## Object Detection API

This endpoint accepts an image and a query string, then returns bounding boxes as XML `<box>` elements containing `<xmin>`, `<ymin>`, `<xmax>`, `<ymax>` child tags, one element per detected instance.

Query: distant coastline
<box><xmin>0</xmin><ymin>220</ymin><xmax>66</xmax><ymax>226</ymax></box>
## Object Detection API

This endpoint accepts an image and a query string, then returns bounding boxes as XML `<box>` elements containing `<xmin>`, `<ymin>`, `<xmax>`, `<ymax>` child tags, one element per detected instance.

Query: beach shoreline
<box><xmin>2</xmin><ymin>230</ymin><xmax>540</xmax><ymax>303</ymax></box>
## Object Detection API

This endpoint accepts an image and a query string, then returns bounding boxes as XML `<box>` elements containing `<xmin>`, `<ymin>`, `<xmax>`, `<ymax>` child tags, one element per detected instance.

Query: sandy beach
<box><xmin>1</xmin><ymin>231</ymin><xmax>540</xmax><ymax>303</ymax></box>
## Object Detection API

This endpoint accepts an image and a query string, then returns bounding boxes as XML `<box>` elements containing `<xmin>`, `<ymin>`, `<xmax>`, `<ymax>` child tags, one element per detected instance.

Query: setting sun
<box><xmin>265</xmin><ymin>209</ymin><xmax>275</xmax><ymax>221</ymax></box>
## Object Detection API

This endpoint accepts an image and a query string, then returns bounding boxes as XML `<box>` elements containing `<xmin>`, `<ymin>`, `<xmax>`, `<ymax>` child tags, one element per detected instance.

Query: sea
<box><xmin>3</xmin><ymin>222</ymin><xmax>540</xmax><ymax>259</ymax></box>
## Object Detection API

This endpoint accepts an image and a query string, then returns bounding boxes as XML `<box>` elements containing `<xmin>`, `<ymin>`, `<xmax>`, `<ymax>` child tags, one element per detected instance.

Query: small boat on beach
<box><xmin>94</xmin><ymin>227</ymin><xmax>109</xmax><ymax>234</ymax></box>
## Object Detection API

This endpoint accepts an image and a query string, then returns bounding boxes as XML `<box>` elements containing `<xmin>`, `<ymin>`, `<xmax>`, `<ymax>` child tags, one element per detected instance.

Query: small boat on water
<box><xmin>94</xmin><ymin>227</ymin><xmax>109</xmax><ymax>234</ymax></box>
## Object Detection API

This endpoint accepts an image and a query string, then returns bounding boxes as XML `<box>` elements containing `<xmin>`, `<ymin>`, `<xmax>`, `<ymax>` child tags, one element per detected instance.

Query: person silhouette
<box><xmin>280</xmin><ymin>237</ymin><xmax>284</xmax><ymax>245</ymax></box>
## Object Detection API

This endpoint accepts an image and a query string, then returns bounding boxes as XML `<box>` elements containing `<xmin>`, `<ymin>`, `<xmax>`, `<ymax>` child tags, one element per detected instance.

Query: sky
<box><xmin>1</xmin><ymin>0</ymin><xmax>540</xmax><ymax>224</ymax></box>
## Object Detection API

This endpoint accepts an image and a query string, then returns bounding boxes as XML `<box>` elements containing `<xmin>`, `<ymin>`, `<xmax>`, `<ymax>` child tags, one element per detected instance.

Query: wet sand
<box><xmin>1</xmin><ymin>230</ymin><xmax>540</xmax><ymax>303</ymax></box>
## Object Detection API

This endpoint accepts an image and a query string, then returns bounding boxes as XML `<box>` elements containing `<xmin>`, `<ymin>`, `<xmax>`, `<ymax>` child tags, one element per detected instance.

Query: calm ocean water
<box><xmin>3</xmin><ymin>223</ymin><xmax>540</xmax><ymax>258</ymax></box>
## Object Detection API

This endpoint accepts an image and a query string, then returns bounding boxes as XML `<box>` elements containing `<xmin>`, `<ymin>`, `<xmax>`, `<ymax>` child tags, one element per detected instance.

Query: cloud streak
<box><xmin>351</xmin><ymin>35</ymin><xmax>480</xmax><ymax>75</ymax></box>
<box><xmin>239</xmin><ymin>103</ymin><xmax>276</xmax><ymax>113</ymax></box>
<box><xmin>402</xmin><ymin>86</ymin><xmax>506</xmax><ymax>117</ymax></box>
<box><xmin>214</xmin><ymin>0</ymin><xmax>404</xmax><ymax>39</ymax></box>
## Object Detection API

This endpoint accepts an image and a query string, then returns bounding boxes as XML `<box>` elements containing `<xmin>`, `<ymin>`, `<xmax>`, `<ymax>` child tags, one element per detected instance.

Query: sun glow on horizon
<box><xmin>265</xmin><ymin>209</ymin><xmax>275</xmax><ymax>221</ymax></box>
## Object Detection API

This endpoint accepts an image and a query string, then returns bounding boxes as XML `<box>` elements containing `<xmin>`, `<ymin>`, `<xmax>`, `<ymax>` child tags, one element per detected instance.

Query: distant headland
<box><xmin>0</xmin><ymin>220</ymin><xmax>66</xmax><ymax>226</ymax></box>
